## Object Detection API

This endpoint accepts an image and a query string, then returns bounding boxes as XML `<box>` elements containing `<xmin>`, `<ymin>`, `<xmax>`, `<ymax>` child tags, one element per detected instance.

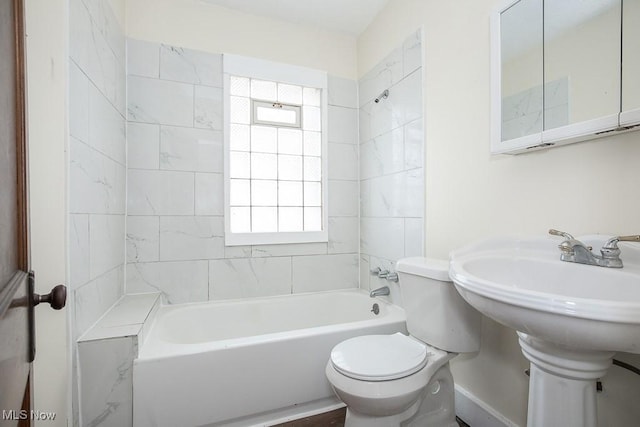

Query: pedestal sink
<box><xmin>449</xmin><ymin>235</ymin><xmax>640</xmax><ymax>427</ymax></box>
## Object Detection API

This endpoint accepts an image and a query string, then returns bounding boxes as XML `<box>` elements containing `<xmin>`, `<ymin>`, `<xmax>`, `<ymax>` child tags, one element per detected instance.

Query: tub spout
<box><xmin>369</xmin><ymin>286</ymin><xmax>390</xmax><ymax>298</ymax></box>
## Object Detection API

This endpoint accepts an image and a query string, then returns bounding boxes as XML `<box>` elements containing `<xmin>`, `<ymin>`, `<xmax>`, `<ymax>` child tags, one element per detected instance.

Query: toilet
<box><xmin>325</xmin><ymin>258</ymin><xmax>481</xmax><ymax>427</ymax></box>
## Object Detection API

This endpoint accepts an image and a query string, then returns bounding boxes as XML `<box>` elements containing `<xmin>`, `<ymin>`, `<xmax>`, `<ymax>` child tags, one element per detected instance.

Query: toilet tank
<box><xmin>395</xmin><ymin>257</ymin><xmax>480</xmax><ymax>353</ymax></box>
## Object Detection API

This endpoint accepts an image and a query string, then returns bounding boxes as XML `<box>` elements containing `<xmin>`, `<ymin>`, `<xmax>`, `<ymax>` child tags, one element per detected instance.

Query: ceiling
<box><xmin>201</xmin><ymin>0</ymin><xmax>390</xmax><ymax>36</ymax></box>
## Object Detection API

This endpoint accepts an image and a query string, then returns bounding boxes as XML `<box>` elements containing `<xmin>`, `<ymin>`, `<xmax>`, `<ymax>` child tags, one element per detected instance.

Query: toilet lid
<box><xmin>330</xmin><ymin>333</ymin><xmax>428</xmax><ymax>381</ymax></box>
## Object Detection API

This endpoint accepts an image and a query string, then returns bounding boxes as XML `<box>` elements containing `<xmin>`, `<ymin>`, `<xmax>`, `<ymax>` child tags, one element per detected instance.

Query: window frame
<box><xmin>252</xmin><ymin>100</ymin><xmax>301</xmax><ymax>128</ymax></box>
<box><xmin>223</xmin><ymin>54</ymin><xmax>329</xmax><ymax>246</ymax></box>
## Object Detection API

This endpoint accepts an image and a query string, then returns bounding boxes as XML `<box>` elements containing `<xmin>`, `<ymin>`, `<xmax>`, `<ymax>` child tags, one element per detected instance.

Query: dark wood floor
<box><xmin>272</xmin><ymin>408</ymin><xmax>471</xmax><ymax>426</ymax></box>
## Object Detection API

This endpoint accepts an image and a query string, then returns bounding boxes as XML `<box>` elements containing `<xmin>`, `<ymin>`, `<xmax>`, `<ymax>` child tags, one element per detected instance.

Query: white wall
<box><xmin>359</xmin><ymin>0</ymin><xmax>640</xmax><ymax>425</ymax></box>
<box><xmin>125</xmin><ymin>0</ymin><xmax>358</xmax><ymax>80</ymax></box>
<box><xmin>24</xmin><ymin>0</ymin><xmax>69</xmax><ymax>425</ymax></box>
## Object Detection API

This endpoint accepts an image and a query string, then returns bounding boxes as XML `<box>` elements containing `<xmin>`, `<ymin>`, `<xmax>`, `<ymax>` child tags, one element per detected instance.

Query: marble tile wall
<box><xmin>69</xmin><ymin>0</ymin><xmax>126</xmax><ymax>339</ymax></box>
<box><xmin>125</xmin><ymin>39</ymin><xmax>359</xmax><ymax>303</ymax></box>
<box><xmin>78</xmin><ymin>337</ymin><xmax>137</xmax><ymax>427</ymax></box>
<box><xmin>69</xmin><ymin>0</ymin><xmax>127</xmax><ymax>425</ymax></box>
<box><xmin>358</xmin><ymin>30</ymin><xmax>425</xmax><ymax>293</ymax></box>
<box><xmin>77</xmin><ymin>294</ymin><xmax>160</xmax><ymax>427</ymax></box>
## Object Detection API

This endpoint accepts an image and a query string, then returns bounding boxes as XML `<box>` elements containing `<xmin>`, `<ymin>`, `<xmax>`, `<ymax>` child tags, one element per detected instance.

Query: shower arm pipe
<box><xmin>374</xmin><ymin>89</ymin><xmax>389</xmax><ymax>103</ymax></box>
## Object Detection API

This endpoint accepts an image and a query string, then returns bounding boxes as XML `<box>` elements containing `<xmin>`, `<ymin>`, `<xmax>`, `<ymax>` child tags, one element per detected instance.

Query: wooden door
<box><xmin>0</xmin><ymin>0</ymin><xmax>32</xmax><ymax>425</ymax></box>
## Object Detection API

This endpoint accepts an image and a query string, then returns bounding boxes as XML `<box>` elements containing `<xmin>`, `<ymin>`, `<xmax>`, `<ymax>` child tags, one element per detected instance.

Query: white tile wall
<box><xmin>127</xmin><ymin>76</ymin><xmax>194</xmax><ymax>126</ymax></box>
<box><xmin>78</xmin><ymin>336</ymin><xmax>136</xmax><ymax>427</ymax></box>
<box><xmin>125</xmin><ymin>39</ymin><xmax>360</xmax><ymax>303</ymax></box>
<box><xmin>69</xmin><ymin>61</ymin><xmax>89</xmax><ymax>143</ymax></box>
<box><xmin>194</xmin><ymin>173</ymin><xmax>224</xmax><ymax>215</ymax></box>
<box><xmin>80</xmin><ymin>0</ymin><xmax>125</xmax><ymax>64</ymax></box>
<box><xmin>392</xmin><ymin>69</ymin><xmax>422</xmax><ymax>125</ymax></box>
<box><xmin>127</xmin><ymin>170</ymin><xmax>195</xmax><ymax>215</ymax></box>
<box><xmin>328</xmin><ymin>217</ymin><xmax>359</xmax><ymax>254</ymax></box>
<box><xmin>126</xmin><ymin>216</ymin><xmax>159</xmax><ymax>263</ymax></box>
<box><xmin>360</xmin><ymin>127</ymin><xmax>405</xmax><ymax>180</ymax></box>
<box><xmin>404</xmin><ymin>119</ymin><xmax>423</xmax><ymax>170</ymax></box>
<box><xmin>159</xmin><ymin>45</ymin><xmax>223</xmax><ymax>87</ymax></box>
<box><xmin>328</xmin><ymin>75</ymin><xmax>358</xmax><ymax>108</ymax></box>
<box><xmin>70</xmin><ymin>137</ymin><xmax>126</xmax><ymax>215</ymax></box>
<box><xmin>360</xmin><ymin>31</ymin><xmax>424</xmax><ymax>277</ymax></box>
<box><xmin>328</xmin><ymin>143</ymin><xmax>359</xmax><ymax>181</ymax></box>
<box><xmin>69</xmin><ymin>0</ymin><xmax>127</xmax><ymax>342</ymax></box>
<box><xmin>126</xmin><ymin>261</ymin><xmax>209</xmax><ymax>304</ymax></box>
<box><xmin>292</xmin><ymin>254</ymin><xmax>359</xmax><ymax>293</ymax></box>
<box><xmin>88</xmin><ymin>83</ymin><xmax>126</xmax><ymax>164</ymax></box>
<box><xmin>69</xmin><ymin>3</ymin><xmax>127</xmax><ymax>425</ymax></box>
<box><xmin>251</xmin><ymin>243</ymin><xmax>327</xmax><ymax>258</ymax></box>
<box><xmin>127</xmin><ymin>122</ymin><xmax>159</xmax><ymax>169</ymax></box>
<box><xmin>360</xmin><ymin>217</ymin><xmax>406</xmax><ymax>262</ymax></box>
<box><xmin>75</xmin><ymin>266</ymin><xmax>124</xmax><ymax>338</ymax></box>
<box><xmin>328</xmin><ymin>105</ymin><xmax>358</xmax><ymax>143</ymax></box>
<box><xmin>209</xmin><ymin>257</ymin><xmax>292</xmax><ymax>299</ymax></box>
<box><xmin>70</xmin><ymin>0</ymin><xmax>125</xmax><ymax>115</ymax></box>
<box><xmin>358</xmin><ymin>47</ymin><xmax>404</xmax><ymax>107</ymax></box>
<box><xmin>194</xmin><ymin>85</ymin><xmax>223</xmax><ymax>130</ymax></box>
<box><xmin>89</xmin><ymin>214</ymin><xmax>126</xmax><ymax>278</ymax></box>
<box><xmin>366</xmin><ymin>168</ymin><xmax>424</xmax><ymax>218</ymax></box>
<box><xmin>403</xmin><ymin>29</ymin><xmax>423</xmax><ymax>78</ymax></box>
<box><xmin>127</xmin><ymin>39</ymin><xmax>160</xmax><ymax>78</ymax></box>
<box><xmin>69</xmin><ymin>214</ymin><xmax>90</xmax><ymax>288</ymax></box>
<box><xmin>328</xmin><ymin>180</ymin><xmax>359</xmax><ymax>217</ymax></box>
<box><xmin>159</xmin><ymin>126</ymin><xmax>223</xmax><ymax>172</ymax></box>
<box><xmin>159</xmin><ymin>216</ymin><xmax>225</xmax><ymax>261</ymax></box>
<box><xmin>359</xmin><ymin>254</ymin><xmax>371</xmax><ymax>292</ymax></box>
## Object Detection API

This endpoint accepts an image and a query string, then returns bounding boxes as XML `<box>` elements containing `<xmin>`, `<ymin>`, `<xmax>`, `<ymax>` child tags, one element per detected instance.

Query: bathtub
<box><xmin>133</xmin><ymin>289</ymin><xmax>407</xmax><ymax>427</ymax></box>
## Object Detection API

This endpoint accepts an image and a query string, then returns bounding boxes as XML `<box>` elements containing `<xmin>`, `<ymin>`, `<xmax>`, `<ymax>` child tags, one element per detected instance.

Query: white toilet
<box><xmin>325</xmin><ymin>258</ymin><xmax>481</xmax><ymax>427</ymax></box>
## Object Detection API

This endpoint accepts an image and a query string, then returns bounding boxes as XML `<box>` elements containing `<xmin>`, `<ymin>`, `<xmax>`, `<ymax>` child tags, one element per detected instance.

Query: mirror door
<box><xmin>543</xmin><ymin>0</ymin><xmax>621</xmax><ymax>140</ymax></box>
<box><xmin>621</xmin><ymin>0</ymin><xmax>640</xmax><ymax>126</ymax></box>
<box><xmin>500</xmin><ymin>0</ymin><xmax>544</xmax><ymax>143</ymax></box>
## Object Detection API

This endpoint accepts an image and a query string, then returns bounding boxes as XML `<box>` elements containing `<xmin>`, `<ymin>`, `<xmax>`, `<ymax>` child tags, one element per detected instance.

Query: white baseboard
<box><xmin>455</xmin><ymin>385</ymin><xmax>520</xmax><ymax>427</ymax></box>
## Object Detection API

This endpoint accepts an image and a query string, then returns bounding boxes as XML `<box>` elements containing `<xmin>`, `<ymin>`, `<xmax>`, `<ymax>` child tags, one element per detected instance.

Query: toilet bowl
<box><xmin>325</xmin><ymin>258</ymin><xmax>481</xmax><ymax>427</ymax></box>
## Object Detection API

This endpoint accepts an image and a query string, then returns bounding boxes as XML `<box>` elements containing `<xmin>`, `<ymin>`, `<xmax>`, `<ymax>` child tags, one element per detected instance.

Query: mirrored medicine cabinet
<box><xmin>491</xmin><ymin>0</ymin><xmax>640</xmax><ymax>154</ymax></box>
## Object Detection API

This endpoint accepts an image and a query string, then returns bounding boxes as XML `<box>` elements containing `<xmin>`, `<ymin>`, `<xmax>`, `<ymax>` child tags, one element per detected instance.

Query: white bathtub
<box><xmin>133</xmin><ymin>289</ymin><xmax>406</xmax><ymax>427</ymax></box>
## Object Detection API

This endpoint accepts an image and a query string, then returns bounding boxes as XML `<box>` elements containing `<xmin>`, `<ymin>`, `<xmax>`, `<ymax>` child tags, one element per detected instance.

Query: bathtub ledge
<box><xmin>77</xmin><ymin>293</ymin><xmax>161</xmax><ymax>427</ymax></box>
<box><xmin>78</xmin><ymin>292</ymin><xmax>161</xmax><ymax>343</ymax></box>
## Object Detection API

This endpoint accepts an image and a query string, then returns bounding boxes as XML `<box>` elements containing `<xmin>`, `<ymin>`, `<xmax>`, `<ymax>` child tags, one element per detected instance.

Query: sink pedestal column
<box><xmin>517</xmin><ymin>333</ymin><xmax>614</xmax><ymax>427</ymax></box>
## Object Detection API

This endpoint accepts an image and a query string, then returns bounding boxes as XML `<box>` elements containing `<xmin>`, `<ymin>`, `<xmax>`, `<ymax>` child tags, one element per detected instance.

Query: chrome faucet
<box><xmin>369</xmin><ymin>286</ymin><xmax>390</xmax><ymax>298</ymax></box>
<box><xmin>549</xmin><ymin>229</ymin><xmax>640</xmax><ymax>268</ymax></box>
<box><xmin>370</xmin><ymin>267</ymin><xmax>398</xmax><ymax>282</ymax></box>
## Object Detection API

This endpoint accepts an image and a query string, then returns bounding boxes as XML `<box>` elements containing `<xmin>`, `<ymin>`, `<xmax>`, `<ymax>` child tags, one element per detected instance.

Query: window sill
<box><xmin>224</xmin><ymin>230</ymin><xmax>328</xmax><ymax>246</ymax></box>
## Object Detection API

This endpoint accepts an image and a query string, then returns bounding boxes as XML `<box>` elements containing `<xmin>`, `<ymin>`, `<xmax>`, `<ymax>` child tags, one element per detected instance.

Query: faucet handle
<box><xmin>549</xmin><ymin>229</ymin><xmax>575</xmax><ymax>240</ymax></box>
<box><xmin>603</xmin><ymin>235</ymin><xmax>640</xmax><ymax>249</ymax></box>
<box><xmin>557</xmin><ymin>240</ymin><xmax>575</xmax><ymax>255</ymax></box>
<box><xmin>370</xmin><ymin>267</ymin><xmax>381</xmax><ymax>275</ymax></box>
<box><xmin>601</xmin><ymin>235</ymin><xmax>640</xmax><ymax>260</ymax></box>
<box><xmin>377</xmin><ymin>269</ymin><xmax>389</xmax><ymax>278</ymax></box>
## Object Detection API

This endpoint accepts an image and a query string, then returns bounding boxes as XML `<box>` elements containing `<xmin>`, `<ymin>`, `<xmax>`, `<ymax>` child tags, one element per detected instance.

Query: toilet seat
<box><xmin>330</xmin><ymin>333</ymin><xmax>428</xmax><ymax>381</ymax></box>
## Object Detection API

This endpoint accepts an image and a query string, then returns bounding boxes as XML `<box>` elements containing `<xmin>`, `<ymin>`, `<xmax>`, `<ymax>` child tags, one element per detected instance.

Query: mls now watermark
<box><xmin>3</xmin><ymin>410</ymin><xmax>56</xmax><ymax>421</ymax></box>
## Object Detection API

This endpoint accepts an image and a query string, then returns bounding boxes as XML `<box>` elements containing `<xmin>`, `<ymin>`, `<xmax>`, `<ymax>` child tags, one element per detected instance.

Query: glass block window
<box><xmin>226</xmin><ymin>72</ymin><xmax>327</xmax><ymax>245</ymax></box>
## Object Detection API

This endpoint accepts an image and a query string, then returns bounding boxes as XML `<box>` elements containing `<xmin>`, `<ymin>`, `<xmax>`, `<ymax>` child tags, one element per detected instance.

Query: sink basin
<box><xmin>449</xmin><ymin>235</ymin><xmax>640</xmax><ymax>353</ymax></box>
<box><xmin>449</xmin><ymin>235</ymin><xmax>640</xmax><ymax>426</ymax></box>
